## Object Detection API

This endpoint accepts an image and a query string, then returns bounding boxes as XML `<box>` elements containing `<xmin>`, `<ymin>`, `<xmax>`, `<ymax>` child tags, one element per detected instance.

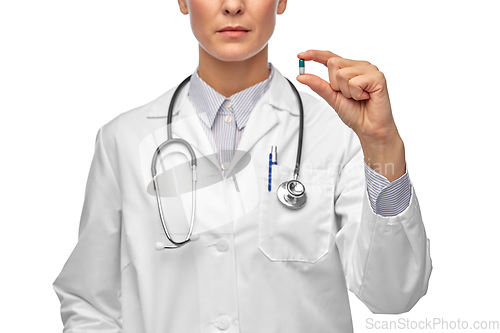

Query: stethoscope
<box><xmin>152</xmin><ymin>75</ymin><xmax>306</xmax><ymax>250</ymax></box>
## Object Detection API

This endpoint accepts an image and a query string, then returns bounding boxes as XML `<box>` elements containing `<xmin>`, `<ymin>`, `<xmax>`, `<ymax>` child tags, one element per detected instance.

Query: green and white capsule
<box><xmin>299</xmin><ymin>59</ymin><xmax>305</xmax><ymax>75</ymax></box>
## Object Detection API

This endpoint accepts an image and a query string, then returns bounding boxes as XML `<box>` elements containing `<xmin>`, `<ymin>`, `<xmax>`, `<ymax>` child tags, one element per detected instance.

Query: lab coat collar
<box><xmin>146</xmin><ymin>67</ymin><xmax>300</xmax><ymax>175</ymax></box>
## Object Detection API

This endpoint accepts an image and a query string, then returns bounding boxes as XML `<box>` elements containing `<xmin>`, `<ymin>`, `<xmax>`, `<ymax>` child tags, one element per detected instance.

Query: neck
<box><xmin>197</xmin><ymin>45</ymin><xmax>270</xmax><ymax>98</ymax></box>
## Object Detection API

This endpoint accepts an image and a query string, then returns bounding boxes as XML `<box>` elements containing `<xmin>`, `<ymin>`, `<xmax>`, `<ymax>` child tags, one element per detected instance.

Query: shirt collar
<box><xmin>188</xmin><ymin>62</ymin><xmax>275</xmax><ymax>130</ymax></box>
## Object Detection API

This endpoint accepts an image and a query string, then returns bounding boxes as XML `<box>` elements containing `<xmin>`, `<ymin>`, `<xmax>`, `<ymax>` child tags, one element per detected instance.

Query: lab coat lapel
<box><xmin>225</xmin><ymin>101</ymin><xmax>278</xmax><ymax>177</ymax></box>
<box><xmin>226</xmin><ymin>68</ymin><xmax>297</xmax><ymax>176</ymax></box>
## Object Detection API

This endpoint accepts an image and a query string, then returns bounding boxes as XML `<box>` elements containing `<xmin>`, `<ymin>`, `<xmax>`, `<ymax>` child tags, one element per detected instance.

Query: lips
<box><xmin>217</xmin><ymin>25</ymin><xmax>250</xmax><ymax>38</ymax></box>
<box><xmin>218</xmin><ymin>25</ymin><xmax>250</xmax><ymax>32</ymax></box>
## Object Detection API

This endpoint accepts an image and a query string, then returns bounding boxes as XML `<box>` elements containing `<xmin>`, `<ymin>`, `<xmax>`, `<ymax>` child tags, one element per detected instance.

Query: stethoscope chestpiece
<box><xmin>276</xmin><ymin>179</ymin><xmax>307</xmax><ymax>210</ymax></box>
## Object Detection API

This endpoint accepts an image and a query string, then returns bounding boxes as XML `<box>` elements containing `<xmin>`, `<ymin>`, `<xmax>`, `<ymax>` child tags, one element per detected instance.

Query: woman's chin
<box><xmin>207</xmin><ymin>44</ymin><xmax>265</xmax><ymax>63</ymax></box>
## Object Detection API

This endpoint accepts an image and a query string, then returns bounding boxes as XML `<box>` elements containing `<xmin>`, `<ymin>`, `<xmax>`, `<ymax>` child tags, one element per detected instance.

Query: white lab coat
<box><xmin>53</xmin><ymin>67</ymin><xmax>432</xmax><ymax>333</ymax></box>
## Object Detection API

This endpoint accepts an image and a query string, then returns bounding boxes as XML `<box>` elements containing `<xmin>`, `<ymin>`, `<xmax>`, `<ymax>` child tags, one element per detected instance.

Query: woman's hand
<box><xmin>296</xmin><ymin>50</ymin><xmax>397</xmax><ymax>142</ymax></box>
<box><xmin>296</xmin><ymin>49</ymin><xmax>406</xmax><ymax>181</ymax></box>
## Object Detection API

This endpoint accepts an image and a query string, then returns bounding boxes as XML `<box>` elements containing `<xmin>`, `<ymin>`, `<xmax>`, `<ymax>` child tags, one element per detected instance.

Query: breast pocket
<box><xmin>258</xmin><ymin>164</ymin><xmax>334</xmax><ymax>263</ymax></box>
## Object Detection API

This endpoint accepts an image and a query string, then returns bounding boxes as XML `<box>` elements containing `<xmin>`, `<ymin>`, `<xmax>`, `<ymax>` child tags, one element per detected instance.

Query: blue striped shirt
<box><xmin>188</xmin><ymin>62</ymin><xmax>411</xmax><ymax>217</ymax></box>
<box><xmin>364</xmin><ymin>162</ymin><xmax>412</xmax><ymax>216</ymax></box>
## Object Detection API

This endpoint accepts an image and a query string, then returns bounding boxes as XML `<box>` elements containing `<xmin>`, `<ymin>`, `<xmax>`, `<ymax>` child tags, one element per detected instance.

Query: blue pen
<box><xmin>268</xmin><ymin>146</ymin><xmax>278</xmax><ymax>191</ymax></box>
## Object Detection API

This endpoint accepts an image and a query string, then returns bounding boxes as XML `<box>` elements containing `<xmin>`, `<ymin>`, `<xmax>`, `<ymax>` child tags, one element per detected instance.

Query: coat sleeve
<box><xmin>53</xmin><ymin>122</ymin><xmax>122</xmax><ymax>332</ymax></box>
<box><xmin>334</xmin><ymin>128</ymin><xmax>432</xmax><ymax>314</ymax></box>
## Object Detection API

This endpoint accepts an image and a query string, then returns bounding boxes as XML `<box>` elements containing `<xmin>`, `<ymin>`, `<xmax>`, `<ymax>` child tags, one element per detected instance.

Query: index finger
<box><xmin>297</xmin><ymin>50</ymin><xmax>341</xmax><ymax>66</ymax></box>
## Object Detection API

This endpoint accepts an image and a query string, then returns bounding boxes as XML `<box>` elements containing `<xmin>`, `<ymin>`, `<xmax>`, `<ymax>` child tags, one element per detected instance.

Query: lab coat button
<box><xmin>216</xmin><ymin>239</ymin><xmax>229</xmax><ymax>252</ymax></box>
<box><xmin>224</xmin><ymin>115</ymin><xmax>232</xmax><ymax>123</ymax></box>
<box><xmin>221</xmin><ymin>162</ymin><xmax>229</xmax><ymax>170</ymax></box>
<box><xmin>214</xmin><ymin>315</ymin><xmax>231</xmax><ymax>330</ymax></box>
<box><xmin>224</xmin><ymin>100</ymin><xmax>232</xmax><ymax>108</ymax></box>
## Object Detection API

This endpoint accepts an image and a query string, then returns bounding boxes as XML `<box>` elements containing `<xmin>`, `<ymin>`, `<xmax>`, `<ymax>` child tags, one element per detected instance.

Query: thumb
<box><xmin>296</xmin><ymin>74</ymin><xmax>337</xmax><ymax>107</ymax></box>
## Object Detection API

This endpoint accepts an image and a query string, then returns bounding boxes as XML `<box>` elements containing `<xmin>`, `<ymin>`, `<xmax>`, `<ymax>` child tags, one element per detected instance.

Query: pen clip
<box><xmin>271</xmin><ymin>145</ymin><xmax>278</xmax><ymax>164</ymax></box>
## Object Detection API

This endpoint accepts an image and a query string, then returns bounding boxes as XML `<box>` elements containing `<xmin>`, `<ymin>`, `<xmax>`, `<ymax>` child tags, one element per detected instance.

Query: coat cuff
<box><xmin>353</xmin><ymin>181</ymin><xmax>430</xmax><ymax>313</ymax></box>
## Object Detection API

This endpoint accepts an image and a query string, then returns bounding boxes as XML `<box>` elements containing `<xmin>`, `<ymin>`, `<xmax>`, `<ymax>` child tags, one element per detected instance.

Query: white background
<box><xmin>1</xmin><ymin>0</ymin><xmax>499</xmax><ymax>332</ymax></box>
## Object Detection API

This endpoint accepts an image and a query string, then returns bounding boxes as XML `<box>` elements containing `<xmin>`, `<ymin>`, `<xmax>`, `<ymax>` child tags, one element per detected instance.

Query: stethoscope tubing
<box><xmin>284</xmin><ymin>78</ymin><xmax>304</xmax><ymax>180</ymax></box>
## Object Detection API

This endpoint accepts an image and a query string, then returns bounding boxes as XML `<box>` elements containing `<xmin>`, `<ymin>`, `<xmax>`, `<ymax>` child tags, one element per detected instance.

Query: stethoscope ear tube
<box><xmin>151</xmin><ymin>139</ymin><xmax>197</xmax><ymax>249</ymax></box>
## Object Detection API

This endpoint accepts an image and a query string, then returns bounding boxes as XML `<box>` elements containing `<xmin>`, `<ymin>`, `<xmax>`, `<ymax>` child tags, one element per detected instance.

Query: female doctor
<box><xmin>53</xmin><ymin>0</ymin><xmax>432</xmax><ymax>332</ymax></box>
